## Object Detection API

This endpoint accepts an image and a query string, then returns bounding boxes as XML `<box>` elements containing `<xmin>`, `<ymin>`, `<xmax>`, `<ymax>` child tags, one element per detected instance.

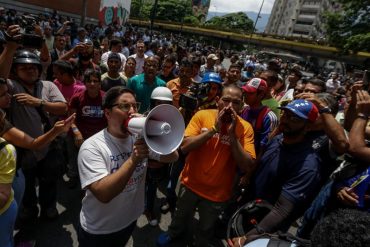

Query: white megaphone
<box><xmin>127</xmin><ymin>104</ymin><xmax>185</xmax><ymax>155</ymax></box>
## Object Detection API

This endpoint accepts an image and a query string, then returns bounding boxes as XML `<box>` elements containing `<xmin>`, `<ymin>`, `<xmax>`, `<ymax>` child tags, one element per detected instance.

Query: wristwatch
<box><xmin>40</xmin><ymin>99</ymin><xmax>46</xmax><ymax>108</ymax></box>
<box><xmin>319</xmin><ymin>106</ymin><xmax>332</xmax><ymax>114</ymax></box>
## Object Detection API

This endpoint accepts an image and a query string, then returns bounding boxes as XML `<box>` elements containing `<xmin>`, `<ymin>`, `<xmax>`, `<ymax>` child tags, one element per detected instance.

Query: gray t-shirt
<box><xmin>8</xmin><ymin>79</ymin><xmax>66</xmax><ymax>159</ymax></box>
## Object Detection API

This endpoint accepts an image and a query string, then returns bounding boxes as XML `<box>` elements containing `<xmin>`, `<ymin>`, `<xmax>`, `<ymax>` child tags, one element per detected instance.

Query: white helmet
<box><xmin>151</xmin><ymin>87</ymin><xmax>173</xmax><ymax>101</ymax></box>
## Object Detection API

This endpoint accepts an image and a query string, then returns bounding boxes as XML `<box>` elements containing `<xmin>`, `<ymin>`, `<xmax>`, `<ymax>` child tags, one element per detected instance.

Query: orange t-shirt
<box><xmin>181</xmin><ymin>109</ymin><xmax>256</xmax><ymax>202</ymax></box>
<box><xmin>166</xmin><ymin>78</ymin><xmax>192</xmax><ymax>108</ymax></box>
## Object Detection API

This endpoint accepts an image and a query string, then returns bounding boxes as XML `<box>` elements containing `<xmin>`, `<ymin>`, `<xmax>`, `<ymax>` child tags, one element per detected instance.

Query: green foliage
<box><xmin>129</xmin><ymin>1</ymin><xmax>254</xmax><ymax>34</ymax></box>
<box><xmin>130</xmin><ymin>0</ymin><xmax>192</xmax><ymax>22</ymax></box>
<box><xmin>325</xmin><ymin>0</ymin><xmax>370</xmax><ymax>53</ymax></box>
<box><xmin>204</xmin><ymin>12</ymin><xmax>254</xmax><ymax>34</ymax></box>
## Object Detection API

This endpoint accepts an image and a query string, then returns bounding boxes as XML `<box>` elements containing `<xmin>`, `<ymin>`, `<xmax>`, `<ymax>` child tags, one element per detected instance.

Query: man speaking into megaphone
<box><xmin>76</xmin><ymin>86</ymin><xmax>179</xmax><ymax>247</ymax></box>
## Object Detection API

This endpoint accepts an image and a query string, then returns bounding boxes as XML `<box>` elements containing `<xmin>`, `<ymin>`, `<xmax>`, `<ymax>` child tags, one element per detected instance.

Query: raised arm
<box><xmin>348</xmin><ymin>90</ymin><xmax>370</xmax><ymax>162</ymax></box>
<box><xmin>0</xmin><ymin>25</ymin><xmax>21</xmax><ymax>79</ymax></box>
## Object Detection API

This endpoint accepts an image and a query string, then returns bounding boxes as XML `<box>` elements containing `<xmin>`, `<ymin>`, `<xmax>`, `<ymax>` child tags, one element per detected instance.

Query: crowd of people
<box><xmin>0</xmin><ymin>8</ymin><xmax>369</xmax><ymax>247</ymax></box>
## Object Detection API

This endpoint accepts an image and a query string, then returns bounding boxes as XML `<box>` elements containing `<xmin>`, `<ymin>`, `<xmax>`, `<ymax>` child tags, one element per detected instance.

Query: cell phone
<box><xmin>64</xmin><ymin>114</ymin><xmax>75</xmax><ymax>124</ymax></box>
<box><xmin>362</xmin><ymin>70</ymin><xmax>369</xmax><ymax>89</ymax></box>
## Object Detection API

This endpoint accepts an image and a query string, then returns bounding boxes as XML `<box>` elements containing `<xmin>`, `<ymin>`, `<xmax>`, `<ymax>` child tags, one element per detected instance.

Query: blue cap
<box><xmin>201</xmin><ymin>72</ymin><xmax>222</xmax><ymax>84</ymax></box>
<box><xmin>278</xmin><ymin>99</ymin><xmax>318</xmax><ymax>122</ymax></box>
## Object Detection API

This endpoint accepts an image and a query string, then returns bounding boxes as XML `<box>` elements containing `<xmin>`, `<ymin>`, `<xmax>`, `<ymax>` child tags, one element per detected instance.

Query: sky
<box><xmin>208</xmin><ymin>0</ymin><xmax>275</xmax><ymax>14</ymax></box>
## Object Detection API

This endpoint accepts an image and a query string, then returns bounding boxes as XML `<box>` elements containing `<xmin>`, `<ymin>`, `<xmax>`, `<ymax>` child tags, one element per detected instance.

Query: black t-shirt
<box><xmin>101</xmin><ymin>76</ymin><xmax>127</xmax><ymax>92</ymax></box>
<box><xmin>0</xmin><ymin>118</ymin><xmax>13</xmax><ymax>136</ymax></box>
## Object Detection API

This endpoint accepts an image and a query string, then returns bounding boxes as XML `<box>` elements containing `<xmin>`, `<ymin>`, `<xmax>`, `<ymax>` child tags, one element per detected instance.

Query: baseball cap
<box><xmin>278</xmin><ymin>99</ymin><xmax>318</xmax><ymax>122</ymax></box>
<box><xmin>241</xmin><ymin>78</ymin><xmax>268</xmax><ymax>93</ymax></box>
<box><xmin>207</xmin><ymin>54</ymin><xmax>218</xmax><ymax>60</ymax></box>
<box><xmin>108</xmin><ymin>52</ymin><xmax>121</xmax><ymax>61</ymax></box>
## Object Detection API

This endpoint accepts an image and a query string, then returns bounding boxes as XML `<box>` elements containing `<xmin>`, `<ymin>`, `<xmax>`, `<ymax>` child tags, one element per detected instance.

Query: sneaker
<box><xmin>160</xmin><ymin>201</ymin><xmax>175</xmax><ymax>214</ymax></box>
<box><xmin>41</xmin><ymin>207</ymin><xmax>59</xmax><ymax>220</ymax></box>
<box><xmin>144</xmin><ymin>210</ymin><xmax>159</xmax><ymax>226</ymax></box>
<box><xmin>157</xmin><ymin>232</ymin><xmax>172</xmax><ymax>247</ymax></box>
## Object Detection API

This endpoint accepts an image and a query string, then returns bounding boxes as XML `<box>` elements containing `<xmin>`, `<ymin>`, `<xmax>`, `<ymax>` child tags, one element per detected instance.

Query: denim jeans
<box><xmin>0</xmin><ymin>200</ymin><xmax>18</xmax><ymax>247</ymax></box>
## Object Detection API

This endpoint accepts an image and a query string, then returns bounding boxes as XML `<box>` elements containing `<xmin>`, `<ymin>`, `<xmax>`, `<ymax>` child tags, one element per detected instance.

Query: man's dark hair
<box><xmin>163</xmin><ymin>54</ymin><xmax>177</xmax><ymax>66</ymax></box>
<box><xmin>290</xmin><ymin>68</ymin><xmax>303</xmax><ymax>78</ymax></box>
<box><xmin>311</xmin><ymin>208</ymin><xmax>370</xmax><ymax>247</ymax></box>
<box><xmin>109</xmin><ymin>38</ymin><xmax>122</xmax><ymax>50</ymax></box>
<box><xmin>83</xmin><ymin>68</ymin><xmax>101</xmax><ymax>84</ymax></box>
<box><xmin>260</xmin><ymin>70</ymin><xmax>278</xmax><ymax>87</ymax></box>
<box><xmin>229</xmin><ymin>63</ymin><xmax>241</xmax><ymax>72</ymax></box>
<box><xmin>102</xmin><ymin>86</ymin><xmax>136</xmax><ymax>109</ymax></box>
<box><xmin>53</xmin><ymin>60</ymin><xmax>74</xmax><ymax>75</ymax></box>
<box><xmin>179</xmin><ymin>57</ymin><xmax>193</xmax><ymax>68</ymax></box>
<box><xmin>190</xmin><ymin>56</ymin><xmax>202</xmax><ymax>68</ymax></box>
<box><xmin>307</xmin><ymin>78</ymin><xmax>327</xmax><ymax>93</ymax></box>
<box><xmin>316</xmin><ymin>93</ymin><xmax>338</xmax><ymax>116</ymax></box>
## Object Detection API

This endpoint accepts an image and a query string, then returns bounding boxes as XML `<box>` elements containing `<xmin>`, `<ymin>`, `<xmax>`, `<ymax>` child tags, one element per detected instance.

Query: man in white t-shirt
<box><xmin>129</xmin><ymin>40</ymin><xmax>148</xmax><ymax>75</ymax></box>
<box><xmin>77</xmin><ymin>86</ymin><xmax>178</xmax><ymax>247</ymax></box>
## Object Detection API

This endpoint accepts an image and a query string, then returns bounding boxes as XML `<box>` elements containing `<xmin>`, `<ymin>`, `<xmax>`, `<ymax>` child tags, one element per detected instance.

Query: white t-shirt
<box><xmin>78</xmin><ymin>129</ymin><xmax>147</xmax><ymax>234</ymax></box>
<box><xmin>129</xmin><ymin>54</ymin><xmax>148</xmax><ymax>75</ymax></box>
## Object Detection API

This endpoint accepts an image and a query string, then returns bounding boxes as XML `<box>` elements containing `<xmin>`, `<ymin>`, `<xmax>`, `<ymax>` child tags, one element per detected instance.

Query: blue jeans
<box><xmin>12</xmin><ymin>169</ymin><xmax>25</xmax><ymax>207</ymax></box>
<box><xmin>0</xmin><ymin>199</ymin><xmax>18</xmax><ymax>247</ymax></box>
<box><xmin>78</xmin><ymin>221</ymin><xmax>136</xmax><ymax>247</ymax></box>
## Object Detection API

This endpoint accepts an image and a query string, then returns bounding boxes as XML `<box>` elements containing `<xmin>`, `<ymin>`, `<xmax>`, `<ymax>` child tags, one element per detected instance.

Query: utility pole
<box><xmin>150</xmin><ymin>0</ymin><xmax>159</xmax><ymax>42</ymax></box>
<box><xmin>248</xmin><ymin>0</ymin><xmax>265</xmax><ymax>52</ymax></box>
<box><xmin>81</xmin><ymin>0</ymin><xmax>87</xmax><ymax>27</ymax></box>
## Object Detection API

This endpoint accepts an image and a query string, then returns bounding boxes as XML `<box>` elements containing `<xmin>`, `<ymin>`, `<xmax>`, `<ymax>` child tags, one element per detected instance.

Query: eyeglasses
<box><xmin>112</xmin><ymin>102</ymin><xmax>141</xmax><ymax>112</ymax></box>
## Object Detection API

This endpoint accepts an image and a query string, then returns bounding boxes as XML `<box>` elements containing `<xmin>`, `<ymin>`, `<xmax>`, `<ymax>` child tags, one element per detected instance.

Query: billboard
<box><xmin>99</xmin><ymin>0</ymin><xmax>131</xmax><ymax>26</ymax></box>
<box><xmin>192</xmin><ymin>0</ymin><xmax>211</xmax><ymax>23</ymax></box>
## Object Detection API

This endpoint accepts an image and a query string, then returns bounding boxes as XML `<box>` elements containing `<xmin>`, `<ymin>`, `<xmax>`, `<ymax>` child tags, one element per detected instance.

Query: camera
<box><xmin>179</xmin><ymin>82</ymin><xmax>209</xmax><ymax>111</ymax></box>
<box><xmin>13</xmin><ymin>15</ymin><xmax>43</xmax><ymax>49</ymax></box>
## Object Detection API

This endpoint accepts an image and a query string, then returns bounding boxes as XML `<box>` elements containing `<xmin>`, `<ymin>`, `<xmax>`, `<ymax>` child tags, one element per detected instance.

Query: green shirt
<box><xmin>262</xmin><ymin>98</ymin><xmax>280</xmax><ymax>119</ymax></box>
<box><xmin>128</xmin><ymin>74</ymin><xmax>166</xmax><ymax>113</ymax></box>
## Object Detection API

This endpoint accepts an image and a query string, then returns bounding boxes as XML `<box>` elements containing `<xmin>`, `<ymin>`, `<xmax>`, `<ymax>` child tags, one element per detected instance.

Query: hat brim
<box><xmin>241</xmin><ymin>85</ymin><xmax>257</xmax><ymax>93</ymax></box>
<box><xmin>278</xmin><ymin>106</ymin><xmax>308</xmax><ymax>120</ymax></box>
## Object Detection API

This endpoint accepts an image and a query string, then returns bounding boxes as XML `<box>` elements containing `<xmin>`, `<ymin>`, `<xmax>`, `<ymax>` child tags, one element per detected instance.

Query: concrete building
<box><xmin>265</xmin><ymin>0</ymin><xmax>340</xmax><ymax>39</ymax></box>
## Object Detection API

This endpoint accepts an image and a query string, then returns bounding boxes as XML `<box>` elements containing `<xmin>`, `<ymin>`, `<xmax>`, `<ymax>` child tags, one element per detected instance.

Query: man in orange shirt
<box><xmin>157</xmin><ymin>85</ymin><xmax>256</xmax><ymax>246</ymax></box>
<box><xmin>166</xmin><ymin>57</ymin><xmax>194</xmax><ymax>108</ymax></box>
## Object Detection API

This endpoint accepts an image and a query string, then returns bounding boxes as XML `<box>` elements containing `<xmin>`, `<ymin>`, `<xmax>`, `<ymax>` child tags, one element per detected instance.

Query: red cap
<box><xmin>242</xmin><ymin>78</ymin><xmax>268</xmax><ymax>93</ymax></box>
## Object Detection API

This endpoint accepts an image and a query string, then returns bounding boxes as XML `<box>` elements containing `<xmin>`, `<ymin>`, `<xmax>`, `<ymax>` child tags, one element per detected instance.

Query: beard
<box><xmin>279</xmin><ymin>124</ymin><xmax>306</xmax><ymax>137</ymax></box>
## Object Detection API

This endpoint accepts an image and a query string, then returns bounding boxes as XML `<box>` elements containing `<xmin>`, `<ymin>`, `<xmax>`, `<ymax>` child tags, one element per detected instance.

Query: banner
<box><xmin>192</xmin><ymin>0</ymin><xmax>211</xmax><ymax>23</ymax></box>
<box><xmin>99</xmin><ymin>0</ymin><xmax>131</xmax><ymax>26</ymax></box>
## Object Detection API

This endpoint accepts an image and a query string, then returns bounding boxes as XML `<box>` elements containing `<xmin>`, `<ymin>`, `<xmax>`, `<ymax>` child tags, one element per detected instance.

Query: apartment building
<box><xmin>265</xmin><ymin>0</ymin><xmax>340</xmax><ymax>39</ymax></box>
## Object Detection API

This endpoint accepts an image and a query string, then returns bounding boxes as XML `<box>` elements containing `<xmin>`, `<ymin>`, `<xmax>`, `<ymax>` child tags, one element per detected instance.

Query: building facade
<box><xmin>265</xmin><ymin>0</ymin><xmax>340</xmax><ymax>39</ymax></box>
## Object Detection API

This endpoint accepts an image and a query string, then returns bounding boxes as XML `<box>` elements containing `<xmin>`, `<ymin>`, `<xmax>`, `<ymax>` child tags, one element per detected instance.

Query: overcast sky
<box><xmin>208</xmin><ymin>0</ymin><xmax>275</xmax><ymax>14</ymax></box>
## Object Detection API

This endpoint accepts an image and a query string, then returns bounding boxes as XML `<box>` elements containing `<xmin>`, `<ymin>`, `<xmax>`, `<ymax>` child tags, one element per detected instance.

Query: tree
<box><xmin>325</xmin><ymin>0</ymin><xmax>370</xmax><ymax>53</ymax></box>
<box><xmin>204</xmin><ymin>12</ymin><xmax>254</xmax><ymax>34</ymax></box>
<box><xmin>130</xmin><ymin>0</ymin><xmax>193</xmax><ymax>22</ymax></box>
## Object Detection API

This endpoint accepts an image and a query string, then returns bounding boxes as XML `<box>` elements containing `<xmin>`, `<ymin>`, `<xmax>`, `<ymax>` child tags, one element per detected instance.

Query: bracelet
<box><xmin>211</xmin><ymin>125</ymin><xmax>219</xmax><ymax>133</ymax></box>
<box><xmin>71</xmin><ymin>127</ymin><xmax>79</xmax><ymax>134</ymax></box>
<box><xmin>357</xmin><ymin>113</ymin><xmax>369</xmax><ymax>120</ymax></box>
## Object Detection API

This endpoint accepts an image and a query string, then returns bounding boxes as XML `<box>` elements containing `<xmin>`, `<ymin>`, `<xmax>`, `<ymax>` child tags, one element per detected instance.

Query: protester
<box><xmin>77</xmin><ymin>86</ymin><xmax>178</xmax><ymax>247</ymax></box>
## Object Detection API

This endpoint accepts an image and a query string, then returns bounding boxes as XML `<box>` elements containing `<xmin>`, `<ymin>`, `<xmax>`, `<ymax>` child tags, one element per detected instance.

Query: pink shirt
<box><xmin>54</xmin><ymin>79</ymin><xmax>85</xmax><ymax>103</ymax></box>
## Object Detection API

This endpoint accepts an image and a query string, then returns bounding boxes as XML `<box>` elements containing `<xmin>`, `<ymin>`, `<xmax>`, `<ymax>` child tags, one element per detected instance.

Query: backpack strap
<box><xmin>255</xmin><ymin>106</ymin><xmax>270</xmax><ymax>133</ymax></box>
<box><xmin>0</xmin><ymin>140</ymin><xmax>8</xmax><ymax>151</ymax></box>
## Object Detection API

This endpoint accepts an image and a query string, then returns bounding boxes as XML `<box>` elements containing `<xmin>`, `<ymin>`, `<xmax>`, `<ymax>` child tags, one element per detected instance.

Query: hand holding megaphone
<box><xmin>131</xmin><ymin>138</ymin><xmax>149</xmax><ymax>164</ymax></box>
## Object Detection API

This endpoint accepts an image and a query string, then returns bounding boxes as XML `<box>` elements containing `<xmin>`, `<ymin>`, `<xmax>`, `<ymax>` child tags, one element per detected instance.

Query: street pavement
<box><xmin>16</xmin><ymin>175</ymin><xmax>227</xmax><ymax>247</ymax></box>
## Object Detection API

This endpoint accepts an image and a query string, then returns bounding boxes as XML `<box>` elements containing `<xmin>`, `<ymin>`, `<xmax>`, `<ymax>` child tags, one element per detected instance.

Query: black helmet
<box><xmin>226</xmin><ymin>199</ymin><xmax>273</xmax><ymax>240</ymax></box>
<box><xmin>13</xmin><ymin>49</ymin><xmax>42</xmax><ymax>66</ymax></box>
